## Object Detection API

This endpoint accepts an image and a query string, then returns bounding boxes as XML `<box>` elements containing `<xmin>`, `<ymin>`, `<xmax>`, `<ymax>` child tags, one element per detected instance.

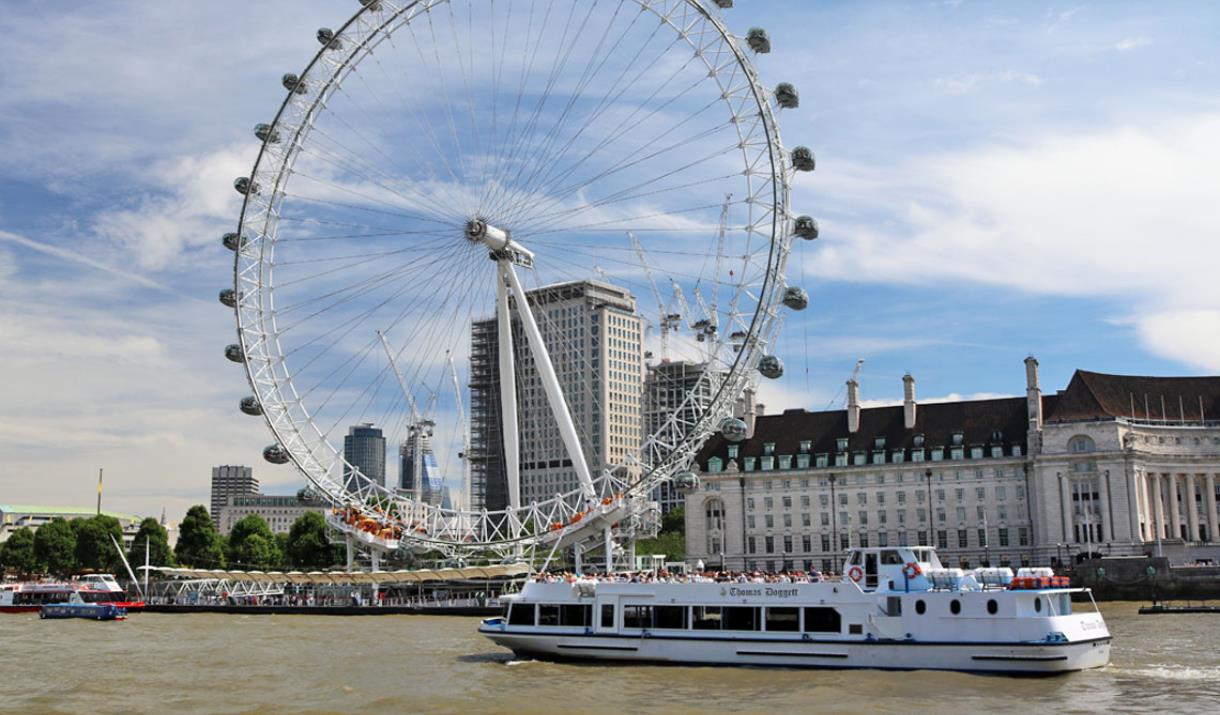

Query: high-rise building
<box><xmin>344</xmin><ymin>423</ymin><xmax>386</xmax><ymax>490</ymax></box>
<box><xmin>469</xmin><ymin>279</ymin><xmax>644</xmax><ymax>510</ymax></box>
<box><xmin>644</xmin><ymin>360</ymin><xmax>727</xmax><ymax>515</ymax></box>
<box><xmin>399</xmin><ymin>424</ymin><xmax>444</xmax><ymax>506</ymax></box>
<box><xmin>210</xmin><ymin>465</ymin><xmax>258</xmax><ymax>529</ymax></box>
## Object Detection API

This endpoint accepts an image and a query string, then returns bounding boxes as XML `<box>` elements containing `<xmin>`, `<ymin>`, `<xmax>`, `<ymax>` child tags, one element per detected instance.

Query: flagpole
<box><xmin>96</xmin><ymin>468</ymin><xmax>103</xmax><ymax>516</ymax></box>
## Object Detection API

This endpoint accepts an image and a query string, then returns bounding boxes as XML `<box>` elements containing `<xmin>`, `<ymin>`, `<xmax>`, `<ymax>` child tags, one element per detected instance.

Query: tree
<box><xmin>285</xmin><ymin>511</ymin><xmax>342</xmax><ymax>569</ymax></box>
<box><xmin>635</xmin><ymin>530</ymin><xmax>685</xmax><ymax>562</ymax></box>
<box><xmin>128</xmin><ymin>518</ymin><xmax>175</xmax><ymax>569</ymax></box>
<box><xmin>227</xmin><ymin>515</ymin><xmax>282</xmax><ymax>570</ymax></box>
<box><xmin>73</xmin><ymin>515</ymin><xmax>125</xmax><ymax>572</ymax></box>
<box><xmin>0</xmin><ymin>527</ymin><xmax>38</xmax><ymax>577</ymax></box>
<box><xmin>34</xmin><ymin>518</ymin><xmax>77</xmax><ymax>576</ymax></box>
<box><xmin>174</xmin><ymin>505</ymin><xmax>226</xmax><ymax>568</ymax></box>
<box><xmin>661</xmin><ymin>506</ymin><xmax>685</xmax><ymax>535</ymax></box>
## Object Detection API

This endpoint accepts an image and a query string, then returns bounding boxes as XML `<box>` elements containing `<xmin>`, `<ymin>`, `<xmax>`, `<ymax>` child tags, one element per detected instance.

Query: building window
<box><xmin>1018</xmin><ymin>527</ymin><xmax>1029</xmax><ymax>546</ymax></box>
<box><xmin>799</xmin><ymin>440</ymin><xmax>811</xmax><ymax>453</ymax></box>
<box><xmin>728</xmin><ymin>445</ymin><xmax>739</xmax><ymax>459</ymax></box>
<box><xmin>970</xmin><ymin>446</ymin><xmax>983</xmax><ymax>459</ymax></box>
<box><xmin>744</xmin><ymin>457</ymin><xmax>756</xmax><ymax>471</ymax></box>
<box><xmin>747</xmin><ymin>536</ymin><xmax>756</xmax><ymax>554</ymax></box>
<box><xmin>898</xmin><ymin>531</ymin><xmax>909</xmax><ymax>546</ymax></box>
<box><xmin>859</xmin><ymin>533</ymin><xmax>870</xmax><ymax>548</ymax></box>
<box><xmin>816</xmin><ymin>454</ymin><xmax>829</xmax><ymax>468</ymax></box>
<box><xmin>761</xmin><ymin>456</ymin><xmax>775</xmax><ymax>471</ymax></box>
<box><xmin>763</xmin><ymin>442</ymin><xmax>776</xmax><ymax>456</ymax></box>
<box><xmin>783</xmin><ymin>536</ymin><xmax>793</xmax><ymax>553</ymax></box>
<box><xmin>801</xmin><ymin>513</ymin><xmax>811</xmax><ymax>527</ymax></box>
<box><xmin>707</xmin><ymin>457</ymin><xmax>723</xmax><ymax>473</ymax></box>
<box><xmin>990</xmin><ymin>445</ymin><xmax>1004</xmax><ymax>458</ymax></box>
<box><xmin>891</xmin><ymin>450</ymin><xmax>905</xmax><ymax>464</ymax></box>
<box><xmin>950</xmin><ymin>447</ymin><xmax>964</xmax><ymax>460</ymax></box>
<box><xmin>764</xmin><ymin>515</ymin><xmax>774</xmax><ymax>528</ymax></box>
<box><xmin>1012</xmin><ymin>446</ymin><xmax>1022</xmax><ymax>457</ymax></box>
<box><xmin>796</xmin><ymin>454</ymin><xmax>811</xmax><ymax>469</ymax></box>
<box><xmin>836</xmin><ymin>437</ymin><xmax>849</xmax><ymax>451</ymax></box>
<box><xmin>931</xmin><ymin>448</ymin><xmax>944</xmax><ymax>462</ymax></box>
<box><xmin>912</xmin><ymin>450</ymin><xmax>925</xmax><ymax>463</ymax></box>
<box><xmin>937</xmin><ymin>530</ymin><xmax>948</xmax><ymax>549</ymax></box>
<box><xmin>998</xmin><ymin>528</ymin><xmax>1010</xmax><ymax>547</ymax></box>
<box><xmin>853</xmin><ymin>452</ymin><xmax>867</xmax><ymax>466</ymax></box>
<box><xmin>765</xmin><ymin>536</ymin><xmax>774</xmax><ymax>553</ymax></box>
<box><xmin>802</xmin><ymin>535</ymin><xmax>812</xmax><ymax>552</ymax></box>
<box><xmin>1068</xmin><ymin>435</ymin><xmax>1095</xmax><ymax>453</ymax></box>
<box><xmin>878</xmin><ymin>532</ymin><xmax>889</xmax><ymax>547</ymax></box>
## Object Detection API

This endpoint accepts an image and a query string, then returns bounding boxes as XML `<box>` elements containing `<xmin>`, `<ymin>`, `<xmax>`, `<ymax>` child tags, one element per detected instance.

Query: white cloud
<box><xmin>90</xmin><ymin>145</ymin><xmax>252</xmax><ymax>270</ymax></box>
<box><xmin>1114</xmin><ymin>36</ymin><xmax>1153</xmax><ymax>52</ymax></box>
<box><xmin>936</xmin><ymin>72</ymin><xmax>1042</xmax><ymax>95</ymax></box>
<box><xmin>1134</xmin><ymin>310</ymin><xmax>1220</xmax><ymax>372</ymax></box>
<box><xmin>807</xmin><ymin>114</ymin><xmax>1220</xmax><ymax>371</ymax></box>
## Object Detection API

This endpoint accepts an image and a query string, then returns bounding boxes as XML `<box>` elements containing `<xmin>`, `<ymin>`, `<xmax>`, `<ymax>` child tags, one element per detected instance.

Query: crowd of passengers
<box><xmin>531</xmin><ymin>569</ymin><xmax>827</xmax><ymax>584</ymax></box>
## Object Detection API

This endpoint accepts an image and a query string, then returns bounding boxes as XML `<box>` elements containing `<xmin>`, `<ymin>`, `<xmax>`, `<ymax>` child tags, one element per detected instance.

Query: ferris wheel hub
<box><xmin>467</xmin><ymin>218</ymin><xmax>534</xmax><ymax>267</ymax></box>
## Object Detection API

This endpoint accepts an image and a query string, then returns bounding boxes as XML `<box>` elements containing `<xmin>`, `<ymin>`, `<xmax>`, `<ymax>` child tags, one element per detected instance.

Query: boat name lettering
<box><xmin>727</xmin><ymin>586</ymin><xmax>800</xmax><ymax>599</ymax></box>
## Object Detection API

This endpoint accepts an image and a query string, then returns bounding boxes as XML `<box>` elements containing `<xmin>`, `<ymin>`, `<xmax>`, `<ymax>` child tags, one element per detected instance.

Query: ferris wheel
<box><xmin>222</xmin><ymin>0</ymin><xmax>817</xmax><ymax>567</ymax></box>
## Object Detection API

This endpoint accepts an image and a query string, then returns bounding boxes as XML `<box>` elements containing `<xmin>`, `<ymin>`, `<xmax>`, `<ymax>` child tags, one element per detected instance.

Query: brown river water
<box><xmin>2</xmin><ymin>602</ymin><xmax>1217</xmax><ymax>715</ymax></box>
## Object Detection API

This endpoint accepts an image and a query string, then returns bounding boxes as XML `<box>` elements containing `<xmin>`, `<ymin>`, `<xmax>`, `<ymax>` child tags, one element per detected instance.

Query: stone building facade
<box><xmin>685</xmin><ymin>358</ymin><xmax>1220</xmax><ymax>572</ymax></box>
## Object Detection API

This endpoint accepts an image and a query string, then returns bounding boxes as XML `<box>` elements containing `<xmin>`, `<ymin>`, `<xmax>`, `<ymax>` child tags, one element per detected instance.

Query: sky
<box><xmin>1</xmin><ymin>0</ymin><xmax>1217</xmax><ymax>524</ymax></box>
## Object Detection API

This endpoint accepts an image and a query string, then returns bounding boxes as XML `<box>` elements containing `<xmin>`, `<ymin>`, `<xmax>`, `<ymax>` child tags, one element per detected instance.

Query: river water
<box><xmin>2</xmin><ymin>602</ymin><xmax>1217</xmax><ymax>714</ymax></box>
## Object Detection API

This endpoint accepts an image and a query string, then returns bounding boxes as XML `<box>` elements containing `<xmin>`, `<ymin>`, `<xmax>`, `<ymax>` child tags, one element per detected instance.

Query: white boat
<box><xmin>479</xmin><ymin>546</ymin><xmax>1111</xmax><ymax>675</ymax></box>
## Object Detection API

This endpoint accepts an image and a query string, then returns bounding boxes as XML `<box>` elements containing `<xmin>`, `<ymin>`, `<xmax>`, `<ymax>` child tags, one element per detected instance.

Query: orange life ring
<box><xmin>847</xmin><ymin>565</ymin><xmax>863</xmax><ymax>583</ymax></box>
<box><xmin>902</xmin><ymin>562</ymin><xmax>922</xmax><ymax>579</ymax></box>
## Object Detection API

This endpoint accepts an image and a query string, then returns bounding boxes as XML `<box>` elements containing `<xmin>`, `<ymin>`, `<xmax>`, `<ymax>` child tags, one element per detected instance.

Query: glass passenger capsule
<box><xmin>758</xmin><ymin>355</ymin><xmax>784</xmax><ymax>379</ymax></box>
<box><xmin>775</xmin><ymin>83</ymin><xmax>800</xmax><ymax>109</ymax></box>
<box><xmin>794</xmin><ymin>215</ymin><xmax>819</xmax><ymax>240</ymax></box>
<box><xmin>282</xmin><ymin>73</ymin><xmax>306</xmax><ymax>94</ymax></box>
<box><xmin>222</xmin><ymin>232</ymin><xmax>246</xmax><ymax>251</ymax></box>
<box><xmin>254</xmin><ymin>123</ymin><xmax>280</xmax><ymax>144</ymax></box>
<box><xmin>240</xmin><ymin>396</ymin><xmax>263</xmax><ymax>416</ymax></box>
<box><xmin>746</xmin><ymin>28</ymin><xmax>771</xmax><ymax>54</ymax></box>
<box><xmin>719</xmin><ymin>417</ymin><xmax>749</xmax><ymax>443</ymax></box>
<box><xmin>263</xmin><ymin>444</ymin><xmax>290</xmax><ymax>464</ymax></box>
<box><xmin>317</xmin><ymin>28</ymin><xmax>343</xmax><ymax>50</ymax></box>
<box><xmin>233</xmin><ymin>177</ymin><xmax>259</xmax><ymax>196</ymax></box>
<box><xmin>782</xmin><ymin>286</ymin><xmax>809</xmax><ymax>311</ymax></box>
<box><xmin>218</xmin><ymin>288</ymin><xmax>237</xmax><ymax>308</ymax></box>
<box><xmin>791</xmin><ymin>146</ymin><xmax>815</xmax><ymax>172</ymax></box>
<box><xmin>224</xmin><ymin>344</ymin><xmax>245</xmax><ymax>363</ymax></box>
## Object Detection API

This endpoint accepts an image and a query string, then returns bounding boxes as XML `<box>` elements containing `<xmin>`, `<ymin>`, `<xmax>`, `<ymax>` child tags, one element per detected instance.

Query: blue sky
<box><xmin>1</xmin><ymin>0</ymin><xmax>1217</xmax><ymax>522</ymax></box>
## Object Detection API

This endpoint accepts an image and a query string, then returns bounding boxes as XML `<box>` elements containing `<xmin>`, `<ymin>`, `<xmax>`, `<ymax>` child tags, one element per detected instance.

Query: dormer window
<box><xmin>913</xmin><ymin>434</ymin><xmax>925</xmax><ymax>448</ymax></box>
<box><xmin>799</xmin><ymin>440</ymin><xmax>811</xmax><ymax>454</ymax></box>
<box><xmin>874</xmin><ymin>437</ymin><xmax>886</xmax><ymax>449</ymax></box>
<box><xmin>952</xmin><ymin>432</ymin><xmax>964</xmax><ymax>446</ymax></box>
<box><xmin>991</xmin><ymin>430</ymin><xmax>1003</xmax><ymax>443</ymax></box>
<box><xmin>727</xmin><ymin>445</ymin><xmax>739</xmax><ymax>459</ymax></box>
<box><xmin>836</xmin><ymin>437</ymin><xmax>849</xmax><ymax>451</ymax></box>
<box><xmin>763</xmin><ymin>442</ymin><xmax>775</xmax><ymax>456</ymax></box>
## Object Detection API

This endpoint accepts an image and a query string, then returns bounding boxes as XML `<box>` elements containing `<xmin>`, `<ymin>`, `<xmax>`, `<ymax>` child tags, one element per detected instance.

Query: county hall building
<box><xmin>684</xmin><ymin>357</ymin><xmax>1220</xmax><ymax>573</ymax></box>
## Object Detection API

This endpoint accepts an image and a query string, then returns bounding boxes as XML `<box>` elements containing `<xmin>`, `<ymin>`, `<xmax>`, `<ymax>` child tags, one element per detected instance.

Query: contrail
<box><xmin>0</xmin><ymin>229</ymin><xmax>195</xmax><ymax>297</ymax></box>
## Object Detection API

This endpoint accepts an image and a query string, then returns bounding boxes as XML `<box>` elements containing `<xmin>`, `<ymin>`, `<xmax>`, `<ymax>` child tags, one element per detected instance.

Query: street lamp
<box><xmin>924</xmin><ymin>468</ymin><xmax>933</xmax><ymax>546</ymax></box>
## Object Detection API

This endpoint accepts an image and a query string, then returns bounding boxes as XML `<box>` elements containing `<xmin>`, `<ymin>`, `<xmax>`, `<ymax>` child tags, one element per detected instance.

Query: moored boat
<box><xmin>479</xmin><ymin>545</ymin><xmax>1111</xmax><ymax>675</ymax></box>
<box><xmin>74</xmin><ymin>574</ymin><xmax>145</xmax><ymax>612</ymax></box>
<box><xmin>0</xmin><ymin>582</ymin><xmax>76</xmax><ymax>613</ymax></box>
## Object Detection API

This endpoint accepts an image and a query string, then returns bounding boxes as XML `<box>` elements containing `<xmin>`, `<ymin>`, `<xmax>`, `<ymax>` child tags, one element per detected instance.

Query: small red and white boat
<box><xmin>74</xmin><ymin>574</ymin><xmax>146</xmax><ymax>612</ymax></box>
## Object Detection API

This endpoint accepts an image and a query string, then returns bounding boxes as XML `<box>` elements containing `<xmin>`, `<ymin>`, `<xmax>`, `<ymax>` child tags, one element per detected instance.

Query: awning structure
<box><xmin>148</xmin><ymin>562</ymin><xmax>529</xmax><ymax>585</ymax></box>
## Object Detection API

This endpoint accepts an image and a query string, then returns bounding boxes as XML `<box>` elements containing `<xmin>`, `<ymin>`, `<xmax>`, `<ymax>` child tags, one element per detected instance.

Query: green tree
<box><xmin>227</xmin><ymin>515</ymin><xmax>282</xmax><ymax>569</ymax></box>
<box><xmin>73</xmin><ymin>515</ymin><xmax>125</xmax><ymax>572</ymax></box>
<box><xmin>174</xmin><ymin>505</ymin><xmax>226</xmax><ymax>568</ymax></box>
<box><xmin>128</xmin><ymin>518</ymin><xmax>175</xmax><ymax>569</ymax></box>
<box><xmin>34</xmin><ymin>518</ymin><xmax>77</xmax><ymax>576</ymax></box>
<box><xmin>0</xmin><ymin>527</ymin><xmax>38</xmax><ymax>577</ymax></box>
<box><xmin>285</xmin><ymin>511</ymin><xmax>342</xmax><ymax>569</ymax></box>
<box><xmin>661</xmin><ymin>506</ymin><xmax>685</xmax><ymax>535</ymax></box>
<box><xmin>635</xmin><ymin>530</ymin><xmax>685</xmax><ymax>562</ymax></box>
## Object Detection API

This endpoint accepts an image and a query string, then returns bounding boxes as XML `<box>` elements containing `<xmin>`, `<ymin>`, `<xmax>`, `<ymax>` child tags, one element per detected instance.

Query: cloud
<box><xmin>936</xmin><ymin>72</ymin><xmax>1042</xmax><ymax>96</ymax></box>
<box><xmin>807</xmin><ymin>114</ymin><xmax>1220</xmax><ymax>371</ymax></box>
<box><xmin>90</xmin><ymin>145</ymin><xmax>252</xmax><ymax>270</ymax></box>
<box><xmin>1114</xmin><ymin>36</ymin><xmax>1152</xmax><ymax>52</ymax></box>
<box><xmin>1134</xmin><ymin>310</ymin><xmax>1220</xmax><ymax>372</ymax></box>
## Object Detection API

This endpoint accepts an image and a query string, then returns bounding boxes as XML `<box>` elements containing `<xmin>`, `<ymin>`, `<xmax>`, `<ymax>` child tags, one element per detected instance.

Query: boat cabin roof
<box><xmin>843</xmin><ymin>546</ymin><xmax>943</xmax><ymax>569</ymax></box>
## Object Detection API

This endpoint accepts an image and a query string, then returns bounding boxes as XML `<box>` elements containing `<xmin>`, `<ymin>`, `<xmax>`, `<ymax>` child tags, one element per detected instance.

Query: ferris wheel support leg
<box><xmin>496</xmin><ymin>269</ymin><xmax>521</xmax><ymax>511</ymax></box>
<box><xmin>500</xmin><ymin>260</ymin><xmax>597</xmax><ymax>504</ymax></box>
<box><xmin>604</xmin><ymin>526</ymin><xmax>613</xmax><ymax>574</ymax></box>
<box><xmin>345</xmin><ymin>535</ymin><xmax>354</xmax><ymax>573</ymax></box>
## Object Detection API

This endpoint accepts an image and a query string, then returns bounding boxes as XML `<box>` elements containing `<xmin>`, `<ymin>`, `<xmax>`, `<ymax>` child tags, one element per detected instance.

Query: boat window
<box><xmin>880</xmin><ymin>550</ymin><xmax>903</xmax><ymax>565</ymax></box>
<box><xmin>508</xmin><ymin>604</ymin><xmax>535</xmax><ymax>626</ymax></box>
<box><xmin>692</xmin><ymin>606</ymin><xmax>722</xmax><ymax>630</ymax></box>
<box><xmin>848</xmin><ymin>624</ymin><xmax>863</xmax><ymax>635</ymax></box>
<box><xmin>623</xmin><ymin>605</ymin><xmax>653</xmax><ymax>629</ymax></box>
<box><xmin>803</xmin><ymin>607</ymin><xmax>841</xmax><ymax>633</ymax></box>
<box><xmin>561</xmin><ymin>604</ymin><xmax>592</xmax><ymax>627</ymax></box>
<box><xmin>1056</xmin><ymin>594</ymin><xmax>1072</xmax><ymax>615</ymax></box>
<box><xmin>987</xmin><ymin>599</ymin><xmax>998</xmax><ymax>615</ymax></box>
<box><xmin>766</xmin><ymin>607</ymin><xmax>800</xmax><ymax>632</ymax></box>
<box><xmin>538</xmin><ymin>604</ymin><xmax>561</xmax><ymax>626</ymax></box>
<box><xmin>653</xmin><ymin>605</ymin><xmax>687</xmax><ymax>630</ymax></box>
<box><xmin>885</xmin><ymin>597</ymin><xmax>902</xmax><ymax>617</ymax></box>
<box><xmin>950</xmin><ymin>599</ymin><xmax>961</xmax><ymax>615</ymax></box>
<box><xmin>847</xmin><ymin>552</ymin><xmax>861</xmax><ymax>566</ymax></box>
<box><xmin>1034</xmin><ymin>597</ymin><xmax>1042</xmax><ymax>614</ymax></box>
<box><xmin>601</xmin><ymin>604</ymin><xmax>615</xmax><ymax>628</ymax></box>
<box><xmin>724</xmin><ymin>606</ymin><xmax>759</xmax><ymax>631</ymax></box>
<box><xmin>914</xmin><ymin>599</ymin><xmax>926</xmax><ymax>615</ymax></box>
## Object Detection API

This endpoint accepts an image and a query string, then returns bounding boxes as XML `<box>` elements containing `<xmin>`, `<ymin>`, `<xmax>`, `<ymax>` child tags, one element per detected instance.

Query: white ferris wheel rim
<box><xmin>229</xmin><ymin>0</ymin><xmax>797</xmax><ymax>556</ymax></box>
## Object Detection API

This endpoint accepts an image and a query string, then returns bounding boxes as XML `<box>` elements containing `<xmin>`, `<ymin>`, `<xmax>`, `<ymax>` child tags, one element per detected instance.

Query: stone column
<box><xmin>1185</xmin><ymin>474</ymin><xmax>1200</xmax><ymax>543</ymax></box>
<box><xmin>1150</xmin><ymin>473</ymin><xmax>1166</xmax><ymax>541</ymax></box>
<box><xmin>1097</xmin><ymin>473</ymin><xmax>1111</xmax><ymax>544</ymax></box>
<box><xmin>1168</xmin><ymin>474</ymin><xmax>1183</xmax><ymax>540</ymax></box>
<box><xmin>1059</xmin><ymin>475</ymin><xmax>1073</xmax><ymax>544</ymax></box>
<box><xmin>1133</xmin><ymin>470</ymin><xmax>1148</xmax><ymax>541</ymax></box>
<box><xmin>1205</xmin><ymin>474</ymin><xmax>1218</xmax><ymax>543</ymax></box>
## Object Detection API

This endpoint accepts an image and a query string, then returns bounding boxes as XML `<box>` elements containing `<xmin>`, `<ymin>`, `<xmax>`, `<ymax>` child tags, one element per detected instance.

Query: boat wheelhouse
<box><xmin>479</xmin><ymin>546</ymin><xmax>1110</xmax><ymax>674</ymax></box>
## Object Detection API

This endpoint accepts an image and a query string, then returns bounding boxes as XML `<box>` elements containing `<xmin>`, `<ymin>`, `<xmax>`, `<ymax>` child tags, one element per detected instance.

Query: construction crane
<box><xmin>630</xmin><ymin>231</ymin><xmax>682</xmax><ymax>361</ymax></box>
<box><xmin>377</xmin><ymin>329</ymin><xmax>434</xmax><ymax>503</ymax></box>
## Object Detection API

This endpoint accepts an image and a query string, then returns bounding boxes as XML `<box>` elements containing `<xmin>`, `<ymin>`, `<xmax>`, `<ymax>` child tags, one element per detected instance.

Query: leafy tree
<box><xmin>73</xmin><ymin>515</ymin><xmax>125</xmax><ymax>572</ymax></box>
<box><xmin>285</xmin><ymin>511</ymin><xmax>342</xmax><ymax>569</ymax></box>
<box><xmin>227</xmin><ymin>514</ymin><xmax>282</xmax><ymax>569</ymax></box>
<box><xmin>34</xmin><ymin>518</ymin><xmax>77</xmax><ymax>576</ymax></box>
<box><xmin>635</xmin><ymin>530</ymin><xmax>685</xmax><ymax>562</ymax></box>
<box><xmin>661</xmin><ymin>506</ymin><xmax>685</xmax><ymax>535</ymax></box>
<box><xmin>174</xmin><ymin>505</ymin><xmax>226</xmax><ymax>568</ymax></box>
<box><xmin>275</xmin><ymin>533</ymin><xmax>290</xmax><ymax>569</ymax></box>
<box><xmin>0</xmin><ymin>527</ymin><xmax>38</xmax><ymax>577</ymax></box>
<box><xmin>128</xmin><ymin>518</ymin><xmax>175</xmax><ymax>568</ymax></box>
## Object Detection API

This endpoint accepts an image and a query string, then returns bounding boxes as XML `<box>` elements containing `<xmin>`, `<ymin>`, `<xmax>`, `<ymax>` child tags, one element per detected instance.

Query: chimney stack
<box><xmin>903</xmin><ymin>373</ymin><xmax>917</xmax><ymax>430</ymax></box>
<box><xmin>847</xmin><ymin>378</ymin><xmax>861</xmax><ymax>433</ymax></box>
<box><xmin>1025</xmin><ymin>355</ymin><xmax>1043</xmax><ymax>430</ymax></box>
<box><xmin>740</xmin><ymin>387</ymin><xmax>759</xmax><ymax>439</ymax></box>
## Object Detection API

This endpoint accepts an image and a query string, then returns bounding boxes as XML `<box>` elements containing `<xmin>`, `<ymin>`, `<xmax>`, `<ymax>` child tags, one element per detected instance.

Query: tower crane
<box><xmin>630</xmin><ymin>232</ymin><xmax>682</xmax><ymax>361</ymax></box>
<box><xmin>446</xmin><ymin>350</ymin><xmax>470</xmax><ymax>512</ymax></box>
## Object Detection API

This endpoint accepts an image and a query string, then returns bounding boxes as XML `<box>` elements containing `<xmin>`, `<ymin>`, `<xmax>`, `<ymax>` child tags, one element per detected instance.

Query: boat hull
<box><xmin>40</xmin><ymin>603</ymin><xmax>127</xmax><ymax>621</ymax></box>
<box><xmin>482</xmin><ymin>628</ymin><xmax>1111</xmax><ymax>674</ymax></box>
